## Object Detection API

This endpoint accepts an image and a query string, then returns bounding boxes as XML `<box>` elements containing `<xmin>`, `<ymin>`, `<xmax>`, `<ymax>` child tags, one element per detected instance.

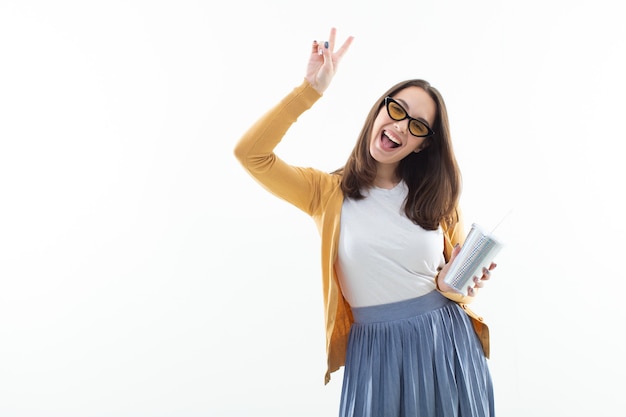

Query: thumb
<box><xmin>448</xmin><ymin>243</ymin><xmax>462</xmax><ymax>263</ymax></box>
<box><xmin>320</xmin><ymin>41</ymin><xmax>333</xmax><ymax>68</ymax></box>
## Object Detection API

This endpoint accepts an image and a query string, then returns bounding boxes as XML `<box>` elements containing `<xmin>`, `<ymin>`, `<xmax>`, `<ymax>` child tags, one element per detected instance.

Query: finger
<box><xmin>489</xmin><ymin>262</ymin><xmax>497</xmax><ymax>271</ymax></box>
<box><xmin>481</xmin><ymin>267</ymin><xmax>492</xmax><ymax>281</ymax></box>
<box><xmin>319</xmin><ymin>40</ymin><xmax>331</xmax><ymax>61</ymax></box>
<box><xmin>317</xmin><ymin>40</ymin><xmax>325</xmax><ymax>56</ymax></box>
<box><xmin>311</xmin><ymin>40</ymin><xmax>319</xmax><ymax>54</ymax></box>
<box><xmin>325</xmin><ymin>27</ymin><xmax>354</xmax><ymax>64</ymax></box>
<box><xmin>334</xmin><ymin>35</ymin><xmax>355</xmax><ymax>61</ymax></box>
<box><xmin>328</xmin><ymin>27</ymin><xmax>337</xmax><ymax>50</ymax></box>
<box><xmin>448</xmin><ymin>243</ymin><xmax>462</xmax><ymax>262</ymax></box>
<box><xmin>467</xmin><ymin>286</ymin><xmax>476</xmax><ymax>297</ymax></box>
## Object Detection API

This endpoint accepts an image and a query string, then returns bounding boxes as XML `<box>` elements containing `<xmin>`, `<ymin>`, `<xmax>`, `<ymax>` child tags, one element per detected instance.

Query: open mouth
<box><xmin>381</xmin><ymin>130</ymin><xmax>401</xmax><ymax>149</ymax></box>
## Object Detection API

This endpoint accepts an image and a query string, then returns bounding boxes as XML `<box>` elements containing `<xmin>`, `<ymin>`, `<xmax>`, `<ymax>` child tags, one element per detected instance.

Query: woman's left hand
<box><xmin>437</xmin><ymin>244</ymin><xmax>497</xmax><ymax>297</ymax></box>
<box><xmin>467</xmin><ymin>262</ymin><xmax>497</xmax><ymax>297</ymax></box>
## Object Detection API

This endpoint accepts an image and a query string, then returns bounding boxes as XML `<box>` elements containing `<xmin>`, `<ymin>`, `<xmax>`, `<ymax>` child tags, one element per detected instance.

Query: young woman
<box><xmin>234</xmin><ymin>28</ymin><xmax>497</xmax><ymax>417</ymax></box>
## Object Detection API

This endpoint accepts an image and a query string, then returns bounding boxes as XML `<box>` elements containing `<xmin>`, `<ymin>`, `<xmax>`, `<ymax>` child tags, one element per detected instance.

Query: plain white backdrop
<box><xmin>1</xmin><ymin>0</ymin><xmax>624</xmax><ymax>416</ymax></box>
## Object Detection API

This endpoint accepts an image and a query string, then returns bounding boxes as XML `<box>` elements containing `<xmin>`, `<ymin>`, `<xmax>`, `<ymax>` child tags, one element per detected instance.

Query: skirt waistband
<box><xmin>350</xmin><ymin>290</ymin><xmax>452</xmax><ymax>324</ymax></box>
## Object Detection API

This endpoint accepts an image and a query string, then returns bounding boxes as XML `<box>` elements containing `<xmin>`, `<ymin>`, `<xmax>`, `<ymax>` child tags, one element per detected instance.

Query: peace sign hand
<box><xmin>305</xmin><ymin>28</ymin><xmax>354</xmax><ymax>94</ymax></box>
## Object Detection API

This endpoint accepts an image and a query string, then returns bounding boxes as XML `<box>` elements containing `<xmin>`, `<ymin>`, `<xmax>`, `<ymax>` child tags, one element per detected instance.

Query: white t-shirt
<box><xmin>336</xmin><ymin>181</ymin><xmax>445</xmax><ymax>308</ymax></box>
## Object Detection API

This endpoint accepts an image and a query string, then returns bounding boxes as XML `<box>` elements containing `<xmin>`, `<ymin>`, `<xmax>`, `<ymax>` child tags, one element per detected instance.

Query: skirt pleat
<box><xmin>339</xmin><ymin>291</ymin><xmax>494</xmax><ymax>417</ymax></box>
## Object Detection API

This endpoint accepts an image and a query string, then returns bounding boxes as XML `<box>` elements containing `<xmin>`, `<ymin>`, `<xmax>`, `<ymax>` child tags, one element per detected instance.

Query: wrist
<box><xmin>435</xmin><ymin>271</ymin><xmax>454</xmax><ymax>293</ymax></box>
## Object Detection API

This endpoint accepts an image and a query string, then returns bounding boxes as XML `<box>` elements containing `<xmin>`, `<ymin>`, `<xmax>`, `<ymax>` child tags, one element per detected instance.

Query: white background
<box><xmin>1</xmin><ymin>0</ymin><xmax>624</xmax><ymax>416</ymax></box>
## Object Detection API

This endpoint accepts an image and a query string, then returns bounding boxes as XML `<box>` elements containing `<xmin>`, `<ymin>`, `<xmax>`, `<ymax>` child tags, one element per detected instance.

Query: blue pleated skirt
<box><xmin>339</xmin><ymin>291</ymin><xmax>494</xmax><ymax>417</ymax></box>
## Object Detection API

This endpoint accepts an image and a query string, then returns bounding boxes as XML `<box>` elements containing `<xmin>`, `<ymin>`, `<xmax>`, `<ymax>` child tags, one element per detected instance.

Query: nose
<box><xmin>394</xmin><ymin>120</ymin><xmax>408</xmax><ymax>134</ymax></box>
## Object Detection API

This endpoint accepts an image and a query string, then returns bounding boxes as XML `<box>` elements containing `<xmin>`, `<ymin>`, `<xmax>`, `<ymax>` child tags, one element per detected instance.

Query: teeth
<box><xmin>384</xmin><ymin>131</ymin><xmax>400</xmax><ymax>145</ymax></box>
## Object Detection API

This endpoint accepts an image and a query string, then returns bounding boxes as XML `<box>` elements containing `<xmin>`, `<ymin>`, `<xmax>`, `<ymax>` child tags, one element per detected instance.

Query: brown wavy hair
<box><xmin>333</xmin><ymin>79</ymin><xmax>461</xmax><ymax>230</ymax></box>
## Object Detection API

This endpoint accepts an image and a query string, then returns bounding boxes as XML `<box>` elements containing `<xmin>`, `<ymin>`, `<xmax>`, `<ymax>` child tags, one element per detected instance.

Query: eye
<box><xmin>409</xmin><ymin>120</ymin><xmax>430</xmax><ymax>136</ymax></box>
<box><xmin>387</xmin><ymin>101</ymin><xmax>407</xmax><ymax>120</ymax></box>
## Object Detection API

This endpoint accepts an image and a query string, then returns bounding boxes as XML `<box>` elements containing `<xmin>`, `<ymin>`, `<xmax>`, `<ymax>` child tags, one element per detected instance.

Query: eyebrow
<box><xmin>395</xmin><ymin>97</ymin><xmax>432</xmax><ymax>127</ymax></box>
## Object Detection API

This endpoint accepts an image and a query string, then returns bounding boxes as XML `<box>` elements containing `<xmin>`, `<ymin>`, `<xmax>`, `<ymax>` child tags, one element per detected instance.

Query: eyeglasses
<box><xmin>383</xmin><ymin>97</ymin><xmax>435</xmax><ymax>137</ymax></box>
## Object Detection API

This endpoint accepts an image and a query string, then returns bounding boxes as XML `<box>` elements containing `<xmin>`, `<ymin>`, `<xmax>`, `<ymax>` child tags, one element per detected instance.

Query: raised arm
<box><xmin>233</xmin><ymin>28</ymin><xmax>354</xmax><ymax>214</ymax></box>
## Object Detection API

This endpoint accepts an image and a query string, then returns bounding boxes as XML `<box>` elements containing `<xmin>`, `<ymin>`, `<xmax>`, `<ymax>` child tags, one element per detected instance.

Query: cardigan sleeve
<box><xmin>233</xmin><ymin>79</ymin><xmax>332</xmax><ymax>216</ymax></box>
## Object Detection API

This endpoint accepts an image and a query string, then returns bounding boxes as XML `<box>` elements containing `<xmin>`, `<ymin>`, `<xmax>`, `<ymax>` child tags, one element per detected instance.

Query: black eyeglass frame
<box><xmin>383</xmin><ymin>96</ymin><xmax>435</xmax><ymax>138</ymax></box>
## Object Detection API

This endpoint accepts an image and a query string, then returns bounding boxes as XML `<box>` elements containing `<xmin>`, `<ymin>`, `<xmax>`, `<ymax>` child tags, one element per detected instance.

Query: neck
<box><xmin>374</xmin><ymin>165</ymin><xmax>400</xmax><ymax>189</ymax></box>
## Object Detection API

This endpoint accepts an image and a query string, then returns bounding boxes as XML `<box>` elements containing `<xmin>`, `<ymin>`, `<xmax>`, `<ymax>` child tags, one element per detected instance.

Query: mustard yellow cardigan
<box><xmin>234</xmin><ymin>79</ymin><xmax>489</xmax><ymax>384</ymax></box>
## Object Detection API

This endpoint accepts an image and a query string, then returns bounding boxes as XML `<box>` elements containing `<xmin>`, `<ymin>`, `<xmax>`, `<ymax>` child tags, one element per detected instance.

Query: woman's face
<box><xmin>369</xmin><ymin>86</ymin><xmax>437</xmax><ymax>167</ymax></box>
